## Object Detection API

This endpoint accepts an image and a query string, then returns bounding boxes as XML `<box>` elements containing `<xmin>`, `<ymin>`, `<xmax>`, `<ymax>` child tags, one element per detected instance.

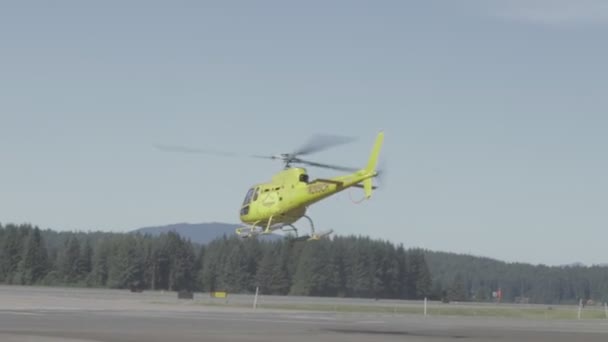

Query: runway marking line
<box><xmin>0</xmin><ymin>310</ymin><xmax>44</xmax><ymax>316</ymax></box>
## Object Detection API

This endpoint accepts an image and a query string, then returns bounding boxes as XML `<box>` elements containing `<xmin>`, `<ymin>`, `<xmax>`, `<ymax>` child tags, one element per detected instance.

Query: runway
<box><xmin>1</xmin><ymin>286</ymin><xmax>607</xmax><ymax>342</ymax></box>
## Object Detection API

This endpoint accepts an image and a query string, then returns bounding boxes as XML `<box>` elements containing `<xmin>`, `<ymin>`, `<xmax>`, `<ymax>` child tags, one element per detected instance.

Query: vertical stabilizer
<box><xmin>363</xmin><ymin>131</ymin><xmax>384</xmax><ymax>198</ymax></box>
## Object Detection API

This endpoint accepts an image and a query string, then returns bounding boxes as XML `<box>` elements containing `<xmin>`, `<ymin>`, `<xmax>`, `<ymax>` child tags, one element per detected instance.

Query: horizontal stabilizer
<box><xmin>353</xmin><ymin>183</ymin><xmax>378</xmax><ymax>190</ymax></box>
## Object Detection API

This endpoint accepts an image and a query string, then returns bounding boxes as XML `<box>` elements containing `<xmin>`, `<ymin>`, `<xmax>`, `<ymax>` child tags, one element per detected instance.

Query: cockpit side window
<box><xmin>253</xmin><ymin>187</ymin><xmax>259</xmax><ymax>201</ymax></box>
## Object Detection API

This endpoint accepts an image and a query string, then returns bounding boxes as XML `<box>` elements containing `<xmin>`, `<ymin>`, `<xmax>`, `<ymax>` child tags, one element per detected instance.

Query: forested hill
<box><xmin>1</xmin><ymin>222</ymin><xmax>607</xmax><ymax>304</ymax></box>
<box><xmin>425</xmin><ymin>251</ymin><xmax>608</xmax><ymax>305</ymax></box>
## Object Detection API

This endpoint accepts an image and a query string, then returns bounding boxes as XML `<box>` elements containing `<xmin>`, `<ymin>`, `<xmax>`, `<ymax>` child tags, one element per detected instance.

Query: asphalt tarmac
<box><xmin>1</xmin><ymin>286</ymin><xmax>607</xmax><ymax>342</ymax></box>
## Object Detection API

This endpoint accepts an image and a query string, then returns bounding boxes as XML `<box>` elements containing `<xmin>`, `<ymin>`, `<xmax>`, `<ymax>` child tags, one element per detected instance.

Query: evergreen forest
<box><xmin>1</xmin><ymin>223</ymin><xmax>607</xmax><ymax>305</ymax></box>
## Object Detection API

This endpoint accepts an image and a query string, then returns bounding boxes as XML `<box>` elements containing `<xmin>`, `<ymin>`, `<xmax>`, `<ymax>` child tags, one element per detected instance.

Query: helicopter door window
<box><xmin>253</xmin><ymin>187</ymin><xmax>259</xmax><ymax>201</ymax></box>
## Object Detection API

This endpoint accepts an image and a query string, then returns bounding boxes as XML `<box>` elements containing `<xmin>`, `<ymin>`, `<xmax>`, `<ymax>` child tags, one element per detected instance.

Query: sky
<box><xmin>1</xmin><ymin>0</ymin><xmax>607</xmax><ymax>266</ymax></box>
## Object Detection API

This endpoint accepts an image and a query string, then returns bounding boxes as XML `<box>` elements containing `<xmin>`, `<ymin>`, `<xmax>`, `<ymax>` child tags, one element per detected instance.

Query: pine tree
<box><xmin>290</xmin><ymin>240</ymin><xmax>333</xmax><ymax>296</ymax></box>
<box><xmin>106</xmin><ymin>235</ymin><xmax>145</xmax><ymax>289</ymax></box>
<box><xmin>200</xmin><ymin>238</ymin><xmax>225</xmax><ymax>292</ymax></box>
<box><xmin>370</xmin><ymin>242</ymin><xmax>385</xmax><ymax>298</ymax></box>
<box><xmin>242</xmin><ymin>238</ymin><xmax>262</xmax><ymax>292</ymax></box>
<box><xmin>170</xmin><ymin>235</ymin><xmax>196</xmax><ymax>291</ymax></box>
<box><xmin>255</xmin><ymin>247</ymin><xmax>276</xmax><ymax>294</ymax></box>
<box><xmin>154</xmin><ymin>237</ymin><xmax>172</xmax><ymax>290</ymax></box>
<box><xmin>269</xmin><ymin>241</ymin><xmax>291</xmax><ymax>295</ymax></box>
<box><xmin>449</xmin><ymin>273</ymin><xmax>467</xmax><ymax>301</ymax></box>
<box><xmin>220</xmin><ymin>240</ymin><xmax>250</xmax><ymax>293</ymax></box>
<box><xmin>350</xmin><ymin>238</ymin><xmax>373</xmax><ymax>297</ymax></box>
<box><xmin>17</xmin><ymin>227</ymin><xmax>48</xmax><ymax>285</ymax></box>
<box><xmin>270</xmin><ymin>258</ymin><xmax>291</xmax><ymax>295</ymax></box>
<box><xmin>92</xmin><ymin>237</ymin><xmax>111</xmax><ymax>286</ymax></box>
<box><xmin>412</xmin><ymin>249</ymin><xmax>432</xmax><ymax>299</ymax></box>
<box><xmin>395</xmin><ymin>244</ymin><xmax>409</xmax><ymax>299</ymax></box>
<box><xmin>0</xmin><ymin>225</ymin><xmax>25</xmax><ymax>283</ymax></box>
<box><xmin>194</xmin><ymin>245</ymin><xmax>205</xmax><ymax>290</ymax></box>
<box><xmin>386</xmin><ymin>246</ymin><xmax>401</xmax><ymax>298</ymax></box>
<box><xmin>80</xmin><ymin>238</ymin><xmax>93</xmax><ymax>276</ymax></box>
<box><xmin>60</xmin><ymin>236</ymin><xmax>82</xmax><ymax>283</ymax></box>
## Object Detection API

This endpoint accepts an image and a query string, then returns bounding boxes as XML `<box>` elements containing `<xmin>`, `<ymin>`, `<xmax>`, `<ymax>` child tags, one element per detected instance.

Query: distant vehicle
<box><xmin>129</xmin><ymin>281</ymin><xmax>144</xmax><ymax>293</ymax></box>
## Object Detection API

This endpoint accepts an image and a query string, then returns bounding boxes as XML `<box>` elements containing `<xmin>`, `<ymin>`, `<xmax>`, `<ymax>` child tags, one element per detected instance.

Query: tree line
<box><xmin>1</xmin><ymin>223</ymin><xmax>607</xmax><ymax>304</ymax></box>
<box><xmin>425</xmin><ymin>251</ymin><xmax>608</xmax><ymax>305</ymax></box>
<box><xmin>0</xmin><ymin>223</ymin><xmax>432</xmax><ymax>299</ymax></box>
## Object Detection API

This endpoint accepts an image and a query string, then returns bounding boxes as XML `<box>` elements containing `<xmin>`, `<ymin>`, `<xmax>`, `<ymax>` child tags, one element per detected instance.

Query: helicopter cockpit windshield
<box><xmin>240</xmin><ymin>187</ymin><xmax>258</xmax><ymax>215</ymax></box>
<box><xmin>242</xmin><ymin>188</ymin><xmax>254</xmax><ymax>206</ymax></box>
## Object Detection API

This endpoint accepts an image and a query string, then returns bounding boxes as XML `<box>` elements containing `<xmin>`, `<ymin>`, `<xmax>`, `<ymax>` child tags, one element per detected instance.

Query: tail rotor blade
<box><xmin>375</xmin><ymin>158</ymin><xmax>387</xmax><ymax>187</ymax></box>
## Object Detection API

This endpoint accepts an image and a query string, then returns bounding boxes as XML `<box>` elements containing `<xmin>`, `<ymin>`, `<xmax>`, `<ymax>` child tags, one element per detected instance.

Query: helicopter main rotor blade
<box><xmin>155</xmin><ymin>143</ymin><xmax>286</xmax><ymax>164</ymax></box>
<box><xmin>250</xmin><ymin>154</ymin><xmax>283</xmax><ymax>160</ymax></box>
<box><xmin>292</xmin><ymin>133</ymin><xmax>357</xmax><ymax>156</ymax></box>
<box><xmin>155</xmin><ymin>144</ymin><xmax>273</xmax><ymax>160</ymax></box>
<box><xmin>154</xmin><ymin>144</ymin><xmax>240</xmax><ymax>157</ymax></box>
<box><xmin>155</xmin><ymin>133</ymin><xmax>360</xmax><ymax>169</ymax></box>
<box><xmin>295</xmin><ymin>158</ymin><xmax>359</xmax><ymax>172</ymax></box>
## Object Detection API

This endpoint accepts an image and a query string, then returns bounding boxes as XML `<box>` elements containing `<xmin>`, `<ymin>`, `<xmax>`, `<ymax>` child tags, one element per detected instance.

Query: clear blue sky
<box><xmin>1</xmin><ymin>1</ymin><xmax>606</xmax><ymax>266</ymax></box>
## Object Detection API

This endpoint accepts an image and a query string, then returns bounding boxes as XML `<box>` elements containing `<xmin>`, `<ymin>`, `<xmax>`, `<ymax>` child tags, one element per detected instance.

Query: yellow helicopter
<box><xmin>156</xmin><ymin>131</ymin><xmax>384</xmax><ymax>241</ymax></box>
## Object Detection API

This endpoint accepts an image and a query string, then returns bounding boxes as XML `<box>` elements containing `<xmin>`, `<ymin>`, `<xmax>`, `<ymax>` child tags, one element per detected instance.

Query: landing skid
<box><xmin>235</xmin><ymin>215</ymin><xmax>333</xmax><ymax>241</ymax></box>
<box><xmin>291</xmin><ymin>229</ymin><xmax>334</xmax><ymax>241</ymax></box>
<box><xmin>280</xmin><ymin>215</ymin><xmax>333</xmax><ymax>241</ymax></box>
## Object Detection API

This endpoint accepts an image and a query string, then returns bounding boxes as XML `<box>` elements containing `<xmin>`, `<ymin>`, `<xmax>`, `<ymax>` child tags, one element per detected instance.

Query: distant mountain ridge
<box><xmin>131</xmin><ymin>222</ymin><xmax>281</xmax><ymax>244</ymax></box>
